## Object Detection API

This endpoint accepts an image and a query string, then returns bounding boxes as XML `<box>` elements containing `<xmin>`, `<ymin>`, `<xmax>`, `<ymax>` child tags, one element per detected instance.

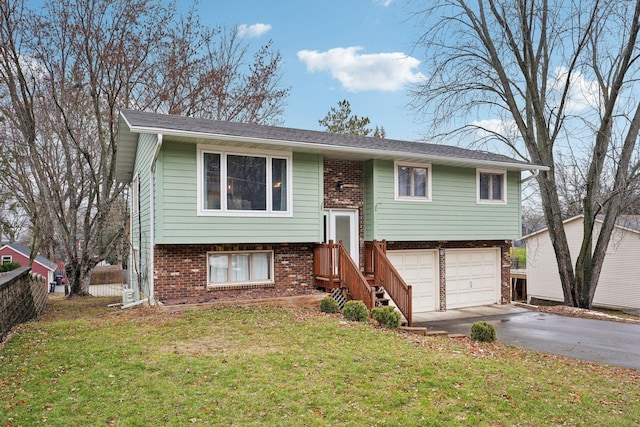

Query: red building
<box><xmin>0</xmin><ymin>242</ymin><xmax>57</xmax><ymax>285</ymax></box>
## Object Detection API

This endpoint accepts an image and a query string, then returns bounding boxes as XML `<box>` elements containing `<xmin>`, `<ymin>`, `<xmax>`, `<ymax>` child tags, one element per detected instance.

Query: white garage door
<box><xmin>446</xmin><ymin>248</ymin><xmax>500</xmax><ymax>309</ymax></box>
<box><xmin>387</xmin><ymin>250</ymin><xmax>438</xmax><ymax>312</ymax></box>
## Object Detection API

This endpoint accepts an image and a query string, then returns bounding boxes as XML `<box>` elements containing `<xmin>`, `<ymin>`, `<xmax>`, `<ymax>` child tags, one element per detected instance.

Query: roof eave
<box><xmin>124</xmin><ymin>124</ymin><xmax>548</xmax><ymax>172</ymax></box>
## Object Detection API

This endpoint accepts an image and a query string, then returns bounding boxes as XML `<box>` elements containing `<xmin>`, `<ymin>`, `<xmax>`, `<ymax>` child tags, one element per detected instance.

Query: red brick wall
<box><xmin>154</xmin><ymin>243</ymin><xmax>315</xmax><ymax>304</ymax></box>
<box><xmin>323</xmin><ymin>159</ymin><xmax>365</xmax><ymax>267</ymax></box>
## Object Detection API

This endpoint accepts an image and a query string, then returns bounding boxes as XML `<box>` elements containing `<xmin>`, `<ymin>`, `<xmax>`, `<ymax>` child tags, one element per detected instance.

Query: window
<box><xmin>395</xmin><ymin>162</ymin><xmax>431</xmax><ymax>201</ymax></box>
<box><xmin>199</xmin><ymin>146</ymin><xmax>291</xmax><ymax>216</ymax></box>
<box><xmin>2</xmin><ymin>255</ymin><xmax>12</xmax><ymax>264</ymax></box>
<box><xmin>477</xmin><ymin>170</ymin><xmax>506</xmax><ymax>203</ymax></box>
<box><xmin>208</xmin><ymin>251</ymin><xmax>273</xmax><ymax>286</ymax></box>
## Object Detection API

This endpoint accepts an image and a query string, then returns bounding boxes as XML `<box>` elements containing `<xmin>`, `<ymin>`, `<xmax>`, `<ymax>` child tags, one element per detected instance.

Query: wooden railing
<box><xmin>314</xmin><ymin>240</ymin><xmax>375</xmax><ymax>311</ymax></box>
<box><xmin>313</xmin><ymin>241</ymin><xmax>338</xmax><ymax>288</ymax></box>
<box><xmin>365</xmin><ymin>240</ymin><xmax>413</xmax><ymax>326</ymax></box>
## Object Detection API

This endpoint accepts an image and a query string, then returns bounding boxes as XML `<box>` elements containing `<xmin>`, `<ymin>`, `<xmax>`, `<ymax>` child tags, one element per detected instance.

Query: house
<box><xmin>115</xmin><ymin>110</ymin><xmax>545</xmax><ymax>321</ymax></box>
<box><xmin>523</xmin><ymin>215</ymin><xmax>640</xmax><ymax>310</ymax></box>
<box><xmin>0</xmin><ymin>242</ymin><xmax>57</xmax><ymax>284</ymax></box>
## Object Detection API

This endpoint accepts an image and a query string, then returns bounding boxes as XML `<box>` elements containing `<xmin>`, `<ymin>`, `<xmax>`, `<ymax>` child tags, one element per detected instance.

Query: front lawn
<box><xmin>1</xmin><ymin>297</ymin><xmax>638</xmax><ymax>426</ymax></box>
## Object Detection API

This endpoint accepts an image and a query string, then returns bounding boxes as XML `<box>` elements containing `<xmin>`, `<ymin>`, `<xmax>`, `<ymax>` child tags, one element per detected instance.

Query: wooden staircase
<box><xmin>315</xmin><ymin>240</ymin><xmax>413</xmax><ymax>326</ymax></box>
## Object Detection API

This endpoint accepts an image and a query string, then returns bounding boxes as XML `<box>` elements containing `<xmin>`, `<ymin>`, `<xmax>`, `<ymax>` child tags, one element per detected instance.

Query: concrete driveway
<box><xmin>413</xmin><ymin>305</ymin><xmax>640</xmax><ymax>371</ymax></box>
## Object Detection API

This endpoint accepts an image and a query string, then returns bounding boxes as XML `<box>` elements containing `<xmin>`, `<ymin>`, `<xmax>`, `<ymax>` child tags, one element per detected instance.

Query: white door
<box><xmin>387</xmin><ymin>250</ymin><xmax>438</xmax><ymax>312</ymax></box>
<box><xmin>324</xmin><ymin>209</ymin><xmax>358</xmax><ymax>262</ymax></box>
<box><xmin>446</xmin><ymin>248</ymin><xmax>500</xmax><ymax>309</ymax></box>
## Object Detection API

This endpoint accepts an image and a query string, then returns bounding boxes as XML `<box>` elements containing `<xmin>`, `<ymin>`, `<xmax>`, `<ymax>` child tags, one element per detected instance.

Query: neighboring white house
<box><xmin>523</xmin><ymin>215</ymin><xmax>640</xmax><ymax>310</ymax></box>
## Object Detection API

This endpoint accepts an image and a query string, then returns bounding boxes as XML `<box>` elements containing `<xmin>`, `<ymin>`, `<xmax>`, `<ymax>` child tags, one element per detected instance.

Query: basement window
<box><xmin>207</xmin><ymin>251</ymin><xmax>274</xmax><ymax>288</ymax></box>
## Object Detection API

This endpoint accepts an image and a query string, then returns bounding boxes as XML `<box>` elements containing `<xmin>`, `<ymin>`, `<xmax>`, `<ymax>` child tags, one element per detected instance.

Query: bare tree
<box><xmin>411</xmin><ymin>0</ymin><xmax>640</xmax><ymax>308</ymax></box>
<box><xmin>138</xmin><ymin>6</ymin><xmax>289</xmax><ymax>125</ymax></box>
<box><xmin>0</xmin><ymin>0</ymin><xmax>289</xmax><ymax>295</ymax></box>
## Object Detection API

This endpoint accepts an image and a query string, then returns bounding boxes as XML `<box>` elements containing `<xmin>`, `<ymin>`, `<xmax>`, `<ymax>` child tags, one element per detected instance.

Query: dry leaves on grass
<box><xmin>533</xmin><ymin>305</ymin><xmax>640</xmax><ymax>323</ymax></box>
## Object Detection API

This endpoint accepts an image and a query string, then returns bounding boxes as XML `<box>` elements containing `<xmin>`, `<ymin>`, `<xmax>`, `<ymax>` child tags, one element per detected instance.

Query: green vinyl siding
<box><xmin>130</xmin><ymin>133</ymin><xmax>158</xmax><ymax>298</ymax></box>
<box><xmin>365</xmin><ymin>160</ymin><xmax>521</xmax><ymax>241</ymax></box>
<box><xmin>156</xmin><ymin>140</ymin><xmax>323</xmax><ymax>244</ymax></box>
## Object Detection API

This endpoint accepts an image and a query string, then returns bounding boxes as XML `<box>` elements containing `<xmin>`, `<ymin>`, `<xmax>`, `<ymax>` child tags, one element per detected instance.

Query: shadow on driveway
<box><xmin>414</xmin><ymin>307</ymin><xmax>640</xmax><ymax>371</ymax></box>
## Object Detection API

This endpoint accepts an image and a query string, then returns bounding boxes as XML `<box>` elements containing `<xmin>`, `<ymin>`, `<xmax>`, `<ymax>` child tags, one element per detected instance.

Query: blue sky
<box><xmin>187</xmin><ymin>0</ymin><xmax>427</xmax><ymax>141</ymax></box>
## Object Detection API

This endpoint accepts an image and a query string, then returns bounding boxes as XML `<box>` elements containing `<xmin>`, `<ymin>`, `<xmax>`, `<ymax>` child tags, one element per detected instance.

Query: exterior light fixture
<box><xmin>336</xmin><ymin>180</ymin><xmax>344</xmax><ymax>192</ymax></box>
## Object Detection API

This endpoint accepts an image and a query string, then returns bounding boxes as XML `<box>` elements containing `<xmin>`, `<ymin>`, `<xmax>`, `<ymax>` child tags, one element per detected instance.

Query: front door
<box><xmin>324</xmin><ymin>209</ymin><xmax>359</xmax><ymax>263</ymax></box>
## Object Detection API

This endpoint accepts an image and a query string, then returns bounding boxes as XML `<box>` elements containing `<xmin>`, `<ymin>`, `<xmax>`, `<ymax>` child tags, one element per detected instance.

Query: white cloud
<box><xmin>237</xmin><ymin>23</ymin><xmax>272</xmax><ymax>38</ymax></box>
<box><xmin>375</xmin><ymin>0</ymin><xmax>394</xmax><ymax>6</ymax></box>
<box><xmin>550</xmin><ymin>66</ymin><xmax>600</xmax><ymax>113</ymax></box>
<box><xmin>297</xmin><ymin>46</ymin><xmax>425</xmax><ymax>92</ymax></box>
<box><xmin>471</xmin><ymin>119</ymin><xmax>518</xmax><ymax>137</ymax></box>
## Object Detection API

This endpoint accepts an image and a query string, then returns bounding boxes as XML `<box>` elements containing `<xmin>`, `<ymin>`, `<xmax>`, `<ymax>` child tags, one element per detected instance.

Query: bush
<box><xmin>372</xmin><ymin>306</ymin><xmax>401</xmax><ymax>328</ymax></box>
<box><xmin>342</xmin><ymin>300</ymin><xmax>369</xmax><ymax>322</ymax></box>
<box><xmin>0</xmin><ymin>262</ymin><xmax>21</xmax><ymax>273</ymax></box>
<box><xmin>470</xmin><ymin>321</ymin><xmax>497</xmax><ymax>342</ymax></box>
<box><xmin>320</xmin><ymin>296</ymin><xmax>340</xmax><ymax>314</ymax></box>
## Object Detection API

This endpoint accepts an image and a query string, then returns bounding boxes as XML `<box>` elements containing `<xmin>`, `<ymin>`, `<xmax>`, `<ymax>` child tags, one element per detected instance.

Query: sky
<box><xmin>186</xmin><ymin>0</ymin><xmax>428</xmax><ymax>141</ymax></box>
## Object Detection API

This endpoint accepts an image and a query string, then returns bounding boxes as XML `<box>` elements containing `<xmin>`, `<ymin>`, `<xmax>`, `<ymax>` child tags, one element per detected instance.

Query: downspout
<box><xmin>148</xmin><ymin>133</ymin><xmax>163</xmax><ymax>305</ymax></box>
<box><xmin>520</xmin><ymin>169</ymin><xmax>540</xmax><ymax>184</ymax></box>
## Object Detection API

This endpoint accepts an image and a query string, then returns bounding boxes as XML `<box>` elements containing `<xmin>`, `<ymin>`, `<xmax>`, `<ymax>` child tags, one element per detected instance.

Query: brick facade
<box><xmin>154</xmin><ymin>243</ymin><xmax>315</xmax><ymax>304</ymax></box>
<box><xmin>323</xmin><ymin>159</ymin><xmax>365</xmax><ymax>267</ymax></box>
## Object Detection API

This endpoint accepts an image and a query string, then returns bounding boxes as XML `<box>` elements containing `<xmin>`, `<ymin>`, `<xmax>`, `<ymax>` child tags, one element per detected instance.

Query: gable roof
<box><xmin>521</xmin><ymin>214</ymin><xmax>640</xmax><ymax>240</ymax></box>
<box><xmin>0</xmin><ymin>242</ymin><xmax>58</xmax><ymax>271</ymax></box>
<box><xmin>116</xmin><ymin>109</ymin><xmax>548</xmax><ymax>183</ymax></box>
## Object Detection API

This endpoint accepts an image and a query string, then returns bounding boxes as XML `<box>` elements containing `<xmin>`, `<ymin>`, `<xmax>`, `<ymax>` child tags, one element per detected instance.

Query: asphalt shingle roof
<box><xmin>120</xmin><ymin>109</ymin><xmax>530</xmax><ymax>165</ymax></box>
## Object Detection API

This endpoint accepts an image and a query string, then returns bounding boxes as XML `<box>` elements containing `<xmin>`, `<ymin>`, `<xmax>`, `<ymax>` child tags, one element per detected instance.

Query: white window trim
<box><xmin>2</xmin><ymin>255</ymin><xmax>12</xmax><ymax>264</ymax></box>
<box><xmin>394</xmin><ymin>161</ymin><xmax>432</xmax><ymax>202</ymax></box>
<box><xmin>477</xmin><ymin>169</ymin><xmax>507</xmax><ymax>204</ymax></box>
<box><xmin>197</xmin><ymin>144</ymin><xmax>293</xmax><ymax>217</ymax></box>
<box><xmin>206</xmin><ymin>250</ymin><xmax>275</xmax><ymax>289</ymax></box>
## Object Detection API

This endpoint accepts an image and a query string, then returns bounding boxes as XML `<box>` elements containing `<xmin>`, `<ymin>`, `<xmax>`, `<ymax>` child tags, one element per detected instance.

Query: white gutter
<box><xmin>125</xmin><ymin>124</ymin><xmax>549</xmax><ymax>172</ymax></box>
<box><xmin>148</xmin><ymin>133</ymin><xmax>163</xmax><ymax>305</ymax></box>
<box><xmin>520</xmin><ymin>168</ymin><xmax>541</xmax><ymax>184</ymax></box>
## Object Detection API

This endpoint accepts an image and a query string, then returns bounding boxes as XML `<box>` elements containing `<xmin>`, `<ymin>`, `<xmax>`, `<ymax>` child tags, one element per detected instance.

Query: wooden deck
<box><xmin>510</xmin><ymin>269</ymin><xmax>527</xmax><ymax>301</ymax></box>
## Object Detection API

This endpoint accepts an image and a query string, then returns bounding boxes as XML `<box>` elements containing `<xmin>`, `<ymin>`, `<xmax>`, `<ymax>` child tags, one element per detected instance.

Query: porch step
<box><xmin>375</xmin><ymin>297</ymin><xmax>390</xmax><ymax>307</ymax></box>
<box><xmin>331</xmin><ymin>287</ymin><xmax>347</xmax><ymax>310</ymax></box>
<box><xmin>373</xmin><ymin>285</ymin><xmax>389</xmax><ymax>307</ymax></box>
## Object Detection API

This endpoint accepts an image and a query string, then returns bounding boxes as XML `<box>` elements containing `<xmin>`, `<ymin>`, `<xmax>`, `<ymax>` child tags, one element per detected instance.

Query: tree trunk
<box><xmin>536</xmin><ymin>167</ymin><xmax>577</xmax><ymax>307</ymax></box>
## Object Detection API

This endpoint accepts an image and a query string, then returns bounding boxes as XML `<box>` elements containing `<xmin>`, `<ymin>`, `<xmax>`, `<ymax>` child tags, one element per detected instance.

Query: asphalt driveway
<box><xmin>414</xmin><ymin>308</ymin><xmax>640</xmax><ymax>371</ymax></box>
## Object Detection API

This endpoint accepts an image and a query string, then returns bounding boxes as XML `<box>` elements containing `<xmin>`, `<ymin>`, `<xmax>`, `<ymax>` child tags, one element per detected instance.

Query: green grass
<box><xmin>1</xmin><ymin>297</ymin><xmax>639</xmax><ymax>426</ymax></box>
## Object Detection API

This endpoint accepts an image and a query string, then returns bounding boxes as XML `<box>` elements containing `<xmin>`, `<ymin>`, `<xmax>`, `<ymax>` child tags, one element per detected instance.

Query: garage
<box><xmin>387</xmin><ymin>250</ymin><xmax>438</xmax><ymax>312</ymax></box>
<box><xmin>445</xmin><ymin>248</ymin><xmax>500</xmax><ymax>309</ymax></box>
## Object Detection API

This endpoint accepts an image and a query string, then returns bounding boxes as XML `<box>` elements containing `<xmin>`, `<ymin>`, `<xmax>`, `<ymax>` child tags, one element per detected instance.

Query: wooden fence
<box><xmin>0</xmin><ymin>268</ymin><xmax>47</xmax><ymax>341</ymax></box>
